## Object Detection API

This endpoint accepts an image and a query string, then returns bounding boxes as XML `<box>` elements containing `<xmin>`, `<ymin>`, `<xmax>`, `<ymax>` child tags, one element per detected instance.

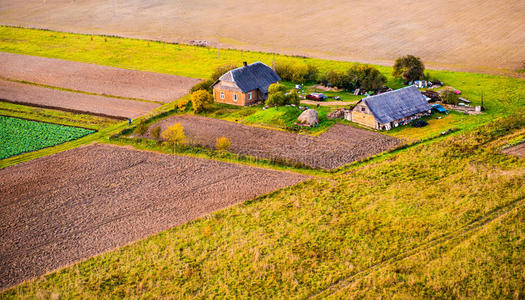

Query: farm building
<box><xmin>212</xmin><ymin>62</ymin><xmax>281</xmax><ymax>106</ymax></box>
<box><xmin>346</xmin><ymin>86</ymin><xmax>432</xmax><ymax>130</ymax></box>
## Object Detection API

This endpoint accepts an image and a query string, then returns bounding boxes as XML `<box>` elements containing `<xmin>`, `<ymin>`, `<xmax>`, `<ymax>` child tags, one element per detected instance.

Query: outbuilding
<box><xmin>346</xmin><ymin>86</ymin><xmax>432</xmax><ymax>130</ymax></box>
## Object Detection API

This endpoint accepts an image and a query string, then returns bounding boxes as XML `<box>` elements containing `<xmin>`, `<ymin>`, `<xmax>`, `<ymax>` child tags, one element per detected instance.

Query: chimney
<box><xmin>243</xmin><ymin>61</ymin><xmax>247</xmax><ymax>67</ymax></box>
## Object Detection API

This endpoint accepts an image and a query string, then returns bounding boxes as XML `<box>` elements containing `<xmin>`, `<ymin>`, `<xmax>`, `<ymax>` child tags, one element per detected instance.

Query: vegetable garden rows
<box><xmin>0</xmin><ymin>116</ymin><xmax>94</xmax><ymax>159</ymax></box>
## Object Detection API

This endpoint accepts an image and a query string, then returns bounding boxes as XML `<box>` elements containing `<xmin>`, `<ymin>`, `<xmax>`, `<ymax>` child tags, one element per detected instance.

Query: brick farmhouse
<box><xmin>212</xmin><ymin>62</ymin><xmax>280</xmax><ymax>106</ymax></box>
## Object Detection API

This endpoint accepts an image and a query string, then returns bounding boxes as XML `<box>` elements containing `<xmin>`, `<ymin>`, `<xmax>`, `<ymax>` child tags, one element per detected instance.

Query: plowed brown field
<box><xmin>0</xmin><ymin>52</ymin><xmax>200</xmax><ymax>103</ymax></box>
<box><xmin>146</xmin><ymin>115</ymin><xmax>401</xmax><ymax>169</ymax></box>
<box><xmin>0</xmin><ymin>79</ymin><xmax>159</xmax><ymax>119</ymax></box>
<box><xmin>1</xmin><ymin>0</ymin><xmax>523</xmax><ymax>74</ymax></box>
<box><xmin>0</xmin><ymin>144</ymin><xmax>308</xmax><ymax>290</ymax></box>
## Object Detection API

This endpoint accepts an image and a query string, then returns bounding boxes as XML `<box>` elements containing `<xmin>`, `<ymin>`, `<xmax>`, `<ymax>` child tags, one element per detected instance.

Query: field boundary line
<box><xmin>308</xmin><ymin>196</ymin><xmax>525</xmax><ymax>299</ymax></box>
<box><xmin>0</xmin><ymin>76</ymin><xmax>164</xmax><ymax>104</ymax></box>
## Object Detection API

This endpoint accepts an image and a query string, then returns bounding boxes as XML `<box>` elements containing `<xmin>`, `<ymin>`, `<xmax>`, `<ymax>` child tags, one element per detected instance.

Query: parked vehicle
<box><xmin>306</xmin><ymin>93</ymin><xmax>327</xmax><ymax>101</ymax></box>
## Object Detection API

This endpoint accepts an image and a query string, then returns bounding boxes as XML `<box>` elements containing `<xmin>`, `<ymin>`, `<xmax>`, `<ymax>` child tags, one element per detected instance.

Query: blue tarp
<box><xmin>432</xmin><ymin>104</ymin><xmax>447</xmax><ymax>113</ymax></box>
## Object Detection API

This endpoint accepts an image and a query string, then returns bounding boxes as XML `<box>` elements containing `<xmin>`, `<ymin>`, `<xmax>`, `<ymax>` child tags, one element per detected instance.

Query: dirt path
<box><xmin>502</xmin><ymin>143</ymin><xmax>525</xmax><ymax>158</ymax></box>
<box><xmin>0</xmin><ymin>79</ymin><xmax>159</xmax><ymax>119</ymax></box>
<box><xmin>301</xmin><ymin>100</ymin><xmax>356</xmax><ymax>107</ymax></box>
<box><xmin>0</xmin><ymin>52</ymin><xmax>200</xmax><ymax>103</ymax></box>
<box><xmin>0</xmin><ymin>144</ymin><xmax>308</xmax><ymax>291</ymax></box>
<box><xmin>145</xmin><ymin>115</ymin><xmax>401</xmax><ymax>169</ymax></box>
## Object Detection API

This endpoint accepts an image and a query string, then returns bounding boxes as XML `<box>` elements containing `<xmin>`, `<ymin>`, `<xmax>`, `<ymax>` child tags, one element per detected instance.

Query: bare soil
<box><xmin>0</xmin><ymin>144</ymin><xmax>307</xmax><ymax>290</ymax></box>
<box><xmin>0</xmin><ymin>79</ymin><xmax>159</xmax><ymax>119</ymax></box>
<box><xmin>1</xmin><ymin>0</ymin><xmax>523</xmax><ymax>74</ymax></box>
<box><xmin>146</xmin><ymin>115</ymin><xmax>402</xmax><ymax>169</ymax></box>
<box><xmin>0</xmin><ymin>52</ymin><xmax>200</xmax><ymax>103</ymax></box>
<box><xmin>502</xmin><ymin>143</ymin><xmax>525</xmax><ymax>158</ymax></box>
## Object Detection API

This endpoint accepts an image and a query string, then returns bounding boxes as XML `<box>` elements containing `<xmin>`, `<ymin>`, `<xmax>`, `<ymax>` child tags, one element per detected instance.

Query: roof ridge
<box><xmin>364</xmin><ymin>85</ymin><xmax>417</xmax><ymax>101</ymax></box>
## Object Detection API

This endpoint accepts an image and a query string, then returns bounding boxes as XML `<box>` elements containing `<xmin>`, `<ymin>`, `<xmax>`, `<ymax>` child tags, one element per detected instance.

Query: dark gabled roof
<box><xmin>215</xmin><ymin>62</ymin><xmax>281</xmax><ymax>93</ymax></box>
<box><xmin>361</xmin><ymin>86</ymin><xmax>432</xmax><ymax>124</ymax></box>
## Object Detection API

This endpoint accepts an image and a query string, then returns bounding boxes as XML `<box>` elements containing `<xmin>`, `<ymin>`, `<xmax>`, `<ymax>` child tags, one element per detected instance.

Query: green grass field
<box><xmin>0</xmin><ymin>116</ymin><xmax>94</xmax><ymax>159</ymax></box>
<box><xmin>0</xmin><ymin>26</ymin><xmax>524</xmax><ymax>298</ymax></box>
<box><xmin>4</xmin><ymin>111</ymin><xmax>524</xmax><ymax>298</ymax></box>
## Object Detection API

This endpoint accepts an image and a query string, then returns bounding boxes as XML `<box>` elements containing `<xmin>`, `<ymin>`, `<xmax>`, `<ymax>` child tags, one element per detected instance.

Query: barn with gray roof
<box><xmin>212</xmin><ymin>61</ymin><xmax>281</xmax><ymax>106</ymax></box>
<box><xmin>347</xmin><ymin>86</ymin><xmax>432</xmax><ymax>130</ymax></box>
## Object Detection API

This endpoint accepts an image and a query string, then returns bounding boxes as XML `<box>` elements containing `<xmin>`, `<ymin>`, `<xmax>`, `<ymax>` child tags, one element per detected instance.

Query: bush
<box><xmin>412</xmin><ymin>120</ymin><xmax>428</xmax><ymax>127</ymax></box>
<box><xmin>134</xmin><ymin>119</ymin><xmax>148</xmax><ymax>135</ymax></box>
<box><xmin>151</xmin><ymin>126</ymin><xmax>161</xmax><ymax>139</ymax></box>
<box><xmin>442</xmin><ymin>90</ymin><xmax>459</xmax><ymax>105</ymax></box>
<box><xmin>210</xmin><ymin>64</ymin><xmax>238</xmax><ymax>81</ymax></box>
<box><xmin>274</xmin><ymin>61</ymin><xmax>318</xmax><ymax>83</ymax></box>
<box><xmin>392</xmin><ymin>55</ymin><xmax>425</xmax><ymax>83</ymax></box>
<box><xmin>190</xmin><ymin>79</ymin><xmax>214</xmax><ymax>93</ymax></box>
<box><xmin>161</xmin><ymin>123</ymin><xmax>186</xmax><ymax>146</ymax></box>
<box><xmin>266</xmin><ymin>84</ymin><xmax>299</xmax><ymax>107</ymax></box>
<box><xmin>174</xmin><ymin>97</ymin><xmax>190</xmax><ymax>111</ymax></box>
<box><xmin>191</xmin><ymin>90</ymin><xmax>213</xmax><ymax>113</ymax></box>
<box><xmin>216</xmin><ymin>136</ymin><xmax>231</xmax><ymax>151</ymax></box>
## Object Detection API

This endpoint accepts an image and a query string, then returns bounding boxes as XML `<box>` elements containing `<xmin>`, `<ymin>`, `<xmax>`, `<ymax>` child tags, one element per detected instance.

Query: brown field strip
<box><xmin>502</xmin><ymin>143</ymin><xmax>525</xmax><ymax>158</ymax></box>
<box><xmin>0</xmin><ymin>144</ymin><xmax>308</xmax><ymax>290</ymax></box>
<box><xmin>0</xmin><ymin>52</ymin><xmax>200</xmax><ymax>103</ymax></box>
<box><xmin>143</xmin><ymin>115</ymin><xmax>402</xmax><ymax>169</ymax></box>
<box><xmin>0</xmin><ymin>79</ymin><xmax>160</xmax><ymax>119</ymax></box>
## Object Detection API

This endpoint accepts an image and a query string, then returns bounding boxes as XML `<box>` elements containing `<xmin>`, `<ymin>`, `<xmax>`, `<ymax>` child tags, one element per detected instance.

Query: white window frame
<box><xmin>233</xmin><ymin>94</ymin><xmax>238</xmax><ymax>102</ymax></box>
<box><xmin>248</xmin><ymin>92</ymin><xmax>252</xmax><ymax>100</ymax></box>
<box><xmin>220</xmin><ymin>91</ymin><xmax>225</xmax><ymax>99</ymax></box>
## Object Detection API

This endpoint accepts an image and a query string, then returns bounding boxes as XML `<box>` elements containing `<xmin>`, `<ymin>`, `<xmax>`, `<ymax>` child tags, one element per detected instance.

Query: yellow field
<box><xmin>1</xmin><ymin>0</ymin><xmax>524</xmax><ymax>76</ymax></box>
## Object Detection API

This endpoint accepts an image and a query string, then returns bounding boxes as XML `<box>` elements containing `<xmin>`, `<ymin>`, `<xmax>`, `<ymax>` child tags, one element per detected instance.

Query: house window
<box><xmin>220</xmin><ymin>91</ymin><xmax>225</xmax><ymax>99</ymax></box>
<box><xmin>233</xmin><ymin>94</ymin><xmax>238</xmax><ymax>102</ymax></box>
<box><xmin>248</xmin><ymin>92</ymin><xmax>252</xmax><ymax>100</ymax></box>
<box><xmin>361</xmin><ymin>107</ymin><xmax>365</xmax><ymax>112</ymax></box>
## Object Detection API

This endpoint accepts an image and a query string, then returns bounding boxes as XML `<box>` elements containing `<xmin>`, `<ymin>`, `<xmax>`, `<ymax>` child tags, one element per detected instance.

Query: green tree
<box><xmin>210</xmin><ymin>64</ymin><xmax>238</xmax><ymax>81</ymax></box>
<box><xmin>266</xmin><ymin>84</ymin><xmax>299</xmax><ymax>107</ymax></box>
<box><xmin>442</xmin><ymin>90</ymin><xmax>459</xmax><ymax>105</ymax></box>
<box><xmin>348</xmin><ymin>64</ymin><xmax>386</xmax><ymax>91</ymax></box>
<box><xmin>190</xmin><ymin>79</ymin><xmax>214</xmax><ymax>93</ymax></box>
<box><xmin>392</xmin><ymin>55</ymin><xmax>425</xmax><ymax>83</ymax></box>
<box><xmin>161</xmin><ymin>123</ymin><xmax>186</xmax><ymax>146</ymax></box>
<box><xmin>191</xmin><ymin>90</ymin><xmax>213</xmax><ymax>113</ymax></box>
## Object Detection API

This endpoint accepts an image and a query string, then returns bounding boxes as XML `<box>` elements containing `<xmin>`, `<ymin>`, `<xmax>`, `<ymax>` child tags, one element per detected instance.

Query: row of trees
<box><xmin>318</xmin><ymin>65</ymin><xmax>387</xmax><ymax>92</ymax></box>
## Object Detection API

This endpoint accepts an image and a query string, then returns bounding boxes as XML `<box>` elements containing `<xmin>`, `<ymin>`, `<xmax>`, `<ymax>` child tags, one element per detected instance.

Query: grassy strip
<box><xmin>0</xmin><ymin>76</ymin><xmax>164</xmax><ymax>104</ymax></box>
<box><xmin>4</xmin><ymin>110</ymin><xmax>524</xmax><ymax>298</ymax></box>
<box><xmin>0</xmin><ymin>101</ymin><xmax>118</xmax><ymax>130</ymax></box>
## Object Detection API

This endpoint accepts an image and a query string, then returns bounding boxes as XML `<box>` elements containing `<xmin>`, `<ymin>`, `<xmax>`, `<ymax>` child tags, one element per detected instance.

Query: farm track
<box><xmin>502</xmin><ymin>143</ymin><xmax>525</xmax><ymax>158</ymax></box>
<box><xmin>0</xmin><ymin>144</ymin><xmax>308</xmax><ymax>290</ymax></box>
<box><xmin>145</xmin><ymin>115</ymin><xmax>402</xmax><ymax>169</ymax></box>
<box><xmin>308</xmin><ymin>196</ymin><xmax>525</xmax><ymax>299</ymax></box>
<box><xmin>0</xmin><ymin>52</ymin><xmax>200</xmax><ymax>103</ymax></box>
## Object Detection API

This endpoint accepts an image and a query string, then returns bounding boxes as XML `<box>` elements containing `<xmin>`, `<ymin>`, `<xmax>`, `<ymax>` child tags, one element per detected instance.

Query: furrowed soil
<box><xmin>146</xmin><ymin>115</ymin><xmax>402</xmax><ymax>169</ymax></box>
<box><xmin>1</xmin><ymin>0</ymin><xmax>523</xmax><ymax>75</ymax></box>
<box><xmin>0</xmin><ymin>52</ymin><xmax>200</xmax><ymax>103</ymax></box>
<box><xmin>0</xmin><ymin>143</ymin><xmax>308</xmax><ymax>290</ymax></box>
<box><xmin>0</xmin><ymin>79</ymin><xmax>159</xmax><ymax>119</ymax></box>
<box><xmin>502</xmin><ymin>143</ymin><xmax>525</xmax><ymax>158</ymax></box>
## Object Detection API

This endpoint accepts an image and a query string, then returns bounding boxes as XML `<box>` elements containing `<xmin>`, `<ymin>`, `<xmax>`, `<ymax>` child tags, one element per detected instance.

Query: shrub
<box><xmin>412</xmin><ymin>120</ymin><xmax>428</xmax><ymax>127</ymax></box>
<box><xmin>175</xmin><ymin>98</ymin><xmax>190</xmax><ymax>111</ymax></box>
<box><xmin>266</xmin><ymin>84</ymin><xmax>299</xmax><ymax>107</ymax></box>
<box><xmin>151</xmin><ymin>126</ymin><xmax>161</xmax><ymax>139</ymax></box>
<box><xmin>442</xmin><ymin>90</ymin><xmax>459</xmax><ymax>105</ymax></box>
<box><xmin>210</xmin><ymin>64</ymin><xmax>238</xmax><ymax>81</ymax></box>
<box><xmin>190</xmin><ymin>79</ymin><xmax>214</xmax><ymax>93</ymax></box>
<box><xmin>161</xmin><ymin>123</ymin><xmax>186</xmax><ymax>146</ymax></box>
<box><xmin>392</xmin><ymin>55</ymin><xmax>425</xmax><ymax>83</ymax></box>
<box><xmin>216</xmin><ymin>136</ymin><xmax>231</xmax><ymax>151</ymax></box>
<box><xmin>191</xmin><ymin>90</ymin><xmax>213</xmax><ymax>113</ymax></box>
<box><xmin>134</xmin><ymin>119</ymin><xmax>148</xmax><ymax>135</ymax></box>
